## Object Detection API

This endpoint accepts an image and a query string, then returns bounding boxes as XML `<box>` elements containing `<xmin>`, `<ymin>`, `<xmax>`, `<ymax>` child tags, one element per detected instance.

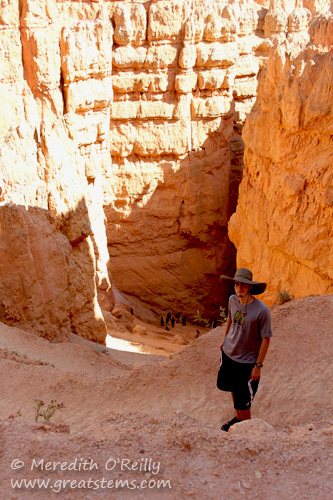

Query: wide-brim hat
<box><xmin>220</xmin><ymin>268</ymin><xmax>266</xmax><ymax>295</ymax></box>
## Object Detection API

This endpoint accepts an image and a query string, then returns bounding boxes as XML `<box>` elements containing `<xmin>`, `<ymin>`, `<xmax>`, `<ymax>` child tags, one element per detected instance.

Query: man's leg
<box><xmin>220</xmin><ymin>393</ymin><xmax>248</xmax><ymax>432</ymax></box>
<box><xmin>235</xmin><ymin>408</ymin><xmax>251</xmax><ymax>420</ymax></box>
<box><xmin>232</xmin><ymin>393</ymin><xmax>251</xmax><ymax>420</ymax></box>
<box><xmin>221</xmin><ymin>393</ymin><xmax>251</xmax><ymax>432</ymax></box>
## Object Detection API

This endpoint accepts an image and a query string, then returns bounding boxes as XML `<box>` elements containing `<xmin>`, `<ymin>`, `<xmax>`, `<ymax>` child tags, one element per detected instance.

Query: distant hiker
<box><xmin>160</xmin><ymin>317</ymin><xmax>164</xmax><ymax>327</ymax></box>
<box><xmin>166</xmin><ymin>312</ymin><xmax>171</xmax><ymax>324</ymax></box>
<box><xmin>175</xmin><ymin>313</ymin><xmax>180</xmax><ymax>322</ymax></box>
<box><xmin>213</xmin><ymin>318</ymin><xmax>217</xmax><ymax>329</ymax></box>
<box><xmin>171</xmin><ymin>318</ymin><xmax>175</xmax><ymax>328</ymax></box>
<box><xmin>182</xmin><ymin>315</ymin><xmax>186</xmax><ymax>326</ymax></box>
<box><xmin>130</xmin><ymin>308</ymin><xmax>134</xmax><ymax>315</ymax></box>
<box><xmin>217</xmin><ymin>268</ymin><xmax>272</xmax><ymax>432</ymax></box>
<box><xmin>166</xmin><ymin>326</ymin><xmax>170</xmax><ymax>331</ymax></box>
<box><xmin>195</xmin><ymin>329</ymin><xmax>200</xmax><ymax>338</ymax></box>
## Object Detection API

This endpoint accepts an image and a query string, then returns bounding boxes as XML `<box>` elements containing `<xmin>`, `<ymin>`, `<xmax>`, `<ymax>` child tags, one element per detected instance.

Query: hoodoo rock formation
<box><xmin>0</xmin><ymin>1</ymin><xmax>332</xmax><ymax>341</ymax></box>
<box><xmin>229</xmin><ymin>8</ymin><xmax>333</xmax><ymax>303</ymax></box>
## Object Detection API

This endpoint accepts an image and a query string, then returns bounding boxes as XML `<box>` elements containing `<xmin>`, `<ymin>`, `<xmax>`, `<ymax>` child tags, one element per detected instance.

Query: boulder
<box><xmin>132</xmin><ymin>325</ymin><xmax>147</xmax><ymax>336</ymax></box>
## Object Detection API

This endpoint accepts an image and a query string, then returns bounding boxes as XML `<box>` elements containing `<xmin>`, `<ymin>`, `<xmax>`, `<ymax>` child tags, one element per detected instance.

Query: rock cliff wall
<box><xmin>0</xmin><ymin>204</ymin><xmax>106</xmax><ymax>342</ymax></box>
<box><xmin>229</xmin><ymin>8</ymin><xmax>333</xmax><ymax>303</ymax></box>
<box><xmin>0</xmin><ymin>1</ymin><xmax>331</xmax><ymax>339</ymax></box>
<box><xmin>1</xmin><ymin>0</ymin><xmax>114</xmax><ymax>340</ymax></box>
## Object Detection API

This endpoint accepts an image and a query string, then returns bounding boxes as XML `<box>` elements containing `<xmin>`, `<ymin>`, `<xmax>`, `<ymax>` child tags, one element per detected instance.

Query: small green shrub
<box><xmin>277</xmin><ymin>289</ymin><xmax>293</xmax><ymax>305</ymax></box>
<box><xmin>194</xmin><ymin>310</ymin><xmax>203</xmax><ymax>325</ymax></box>
<box><xmin>8</xmin><ymin>410</ymin><xmax>22</xmax><ymax>420</ymax></box>
<box><xmin>219</xmin><ymin>307</ymin><xmax>227</xmax><ymax>324</ymax></box>
<box><xmin>194</xmin><ymin>307</ymin><xmax>227</xmax><ymax>328</ymax></box>
<box><xmin>34</xmin><ymin>398</ymin><xmax>65</xmax><ymax>422</ymax></box>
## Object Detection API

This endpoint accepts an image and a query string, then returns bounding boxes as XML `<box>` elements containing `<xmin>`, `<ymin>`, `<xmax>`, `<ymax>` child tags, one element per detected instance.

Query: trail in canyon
<box><xmin>1</xmin><ymin>295</ymin><xmax>332</xmax><ymax>499</ymax></box>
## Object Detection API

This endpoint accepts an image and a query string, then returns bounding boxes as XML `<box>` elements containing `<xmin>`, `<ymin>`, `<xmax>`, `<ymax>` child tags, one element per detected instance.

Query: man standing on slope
<box><xmin>217</xmin><ymin>268</ymin><xmax>272</xmax><ymax>432</ymax></box>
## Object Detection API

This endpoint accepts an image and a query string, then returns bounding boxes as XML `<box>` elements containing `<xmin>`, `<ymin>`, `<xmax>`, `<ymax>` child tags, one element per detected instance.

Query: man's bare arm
<box><xmin>251</xmin><ymin>337</ymin><xmax>271</xmax><ymax>380</ymax></box>
<box><xmin>219</xmin><ymin>315</ymin><xmax>231</xmax><ymax>351</ymax></box>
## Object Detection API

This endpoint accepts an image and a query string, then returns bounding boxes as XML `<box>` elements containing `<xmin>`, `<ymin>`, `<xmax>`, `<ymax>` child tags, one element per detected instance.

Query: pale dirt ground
<box><xmin>0</xmin><ymin>295</ymin><xmax>332</xmax><ymax>500</ymax></box>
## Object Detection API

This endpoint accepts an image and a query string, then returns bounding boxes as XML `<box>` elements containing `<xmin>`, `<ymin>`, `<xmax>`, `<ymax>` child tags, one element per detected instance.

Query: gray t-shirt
<box><xmin>223</xmin><ymin>294</ymin><xmax>273</xmax><ymax>363</ymax></box>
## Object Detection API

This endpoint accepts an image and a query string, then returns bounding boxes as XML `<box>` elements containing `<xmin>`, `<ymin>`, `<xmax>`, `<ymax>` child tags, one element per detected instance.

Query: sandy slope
<box><xmin>0</xmin><ymin>295</ymin><xmax>332</xmax><ymax>499</ymax></box>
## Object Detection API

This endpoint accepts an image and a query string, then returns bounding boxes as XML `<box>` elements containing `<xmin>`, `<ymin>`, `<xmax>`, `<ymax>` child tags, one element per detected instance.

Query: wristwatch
<box><xmin>255</xmin><ymin>363</ymin><xmax>263</xmax><ymax>368</ymax></box>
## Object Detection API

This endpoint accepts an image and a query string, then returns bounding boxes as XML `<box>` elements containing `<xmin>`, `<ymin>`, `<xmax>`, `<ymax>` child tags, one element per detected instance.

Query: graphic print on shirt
<box><xmin>234</xmin><ymin>309</ymin><xmax>246</xmax><ymax>327</ymax></box>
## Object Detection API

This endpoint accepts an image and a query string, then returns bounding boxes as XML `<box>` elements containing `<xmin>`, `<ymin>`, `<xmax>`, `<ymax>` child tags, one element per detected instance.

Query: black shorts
<box><xmin>217</xmin><ymin>350</ymin><xmax>260</xmax><ymax>411</ymax></box>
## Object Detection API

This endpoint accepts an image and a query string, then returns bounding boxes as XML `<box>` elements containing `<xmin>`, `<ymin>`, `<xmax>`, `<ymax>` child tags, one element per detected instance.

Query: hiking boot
<box><xmin>221</xmin><ymin>416</ymin><xmax>240</xmax><ymax>432</ymax></box>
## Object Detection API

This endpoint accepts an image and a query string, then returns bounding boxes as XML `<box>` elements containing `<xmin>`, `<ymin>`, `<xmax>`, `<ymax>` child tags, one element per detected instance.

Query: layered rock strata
<box><xmin>0</xmin><ymin>0</ymin><xmax>114</xmax><ymax>340</ymax></box>
<box><xmin>0</xmin><ymin>1</ymin><xmax>330</xmax><ymax>339</ymax></box>
<box><xmin>229</xmin><ymin>9</ymin><xmax>333</xmax><ymax>303</ymax></box>
<box><xmin>103</xmin><ymin>0</ymin><xmax>323</xmax><ymax>318</ymax></box>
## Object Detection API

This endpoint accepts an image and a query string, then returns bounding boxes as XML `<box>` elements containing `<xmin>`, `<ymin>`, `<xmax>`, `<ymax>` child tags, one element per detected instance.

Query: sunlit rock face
<box><xmin>104</xmin><ymin>0</ymin><xmax>263</xmax><ymax>319</ymax></box>
<box><xmin>0</xmin><ymin>1</ymin><xmax>330</xmax><ymax>334</ymax></box>
<box><xmin>0</xmin><ymin>0</ymin><xmax>113</xmax><ymax>341</ymax></box>
<box><xmin>0</xmin><ymin>204</ymin><xmax>106</xmax><ymax>343</ymax></box>
<box><xmin>103</xmin><ymin>0</ymin><xmax>330</xmax><ymax>318</ymax></box>
<box><xmin>228</xmin><ymin>9</ymin><xmax>333</xmax><ymax>304</ymax></box>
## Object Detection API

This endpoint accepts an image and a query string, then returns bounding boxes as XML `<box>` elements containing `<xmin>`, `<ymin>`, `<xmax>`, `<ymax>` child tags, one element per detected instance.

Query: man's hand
<box><xmin>251</xmin><ymin>365</ymin><xmax>261</xmax><ymax>380</ymax></box>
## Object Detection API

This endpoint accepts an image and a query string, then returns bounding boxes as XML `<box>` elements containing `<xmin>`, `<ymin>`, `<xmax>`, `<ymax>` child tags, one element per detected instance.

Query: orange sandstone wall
<box><xmin>0</xmin><ymin>0</ymin><xmax>114</xmax><ymax>340</ymax></box>
<box><xmin>229</xmin><ymin>9</ymin><xmax>333</xmax><ymax>304</ymax></box>
<box><xmin>0</xmin><ymin>1</ymin><xmax>331</xmax><ymax>337</ymax></box>
<box><xmin>101</xmin><ymin>0</ymin><xmax>323</xmax><ymax>318</ymax></box>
